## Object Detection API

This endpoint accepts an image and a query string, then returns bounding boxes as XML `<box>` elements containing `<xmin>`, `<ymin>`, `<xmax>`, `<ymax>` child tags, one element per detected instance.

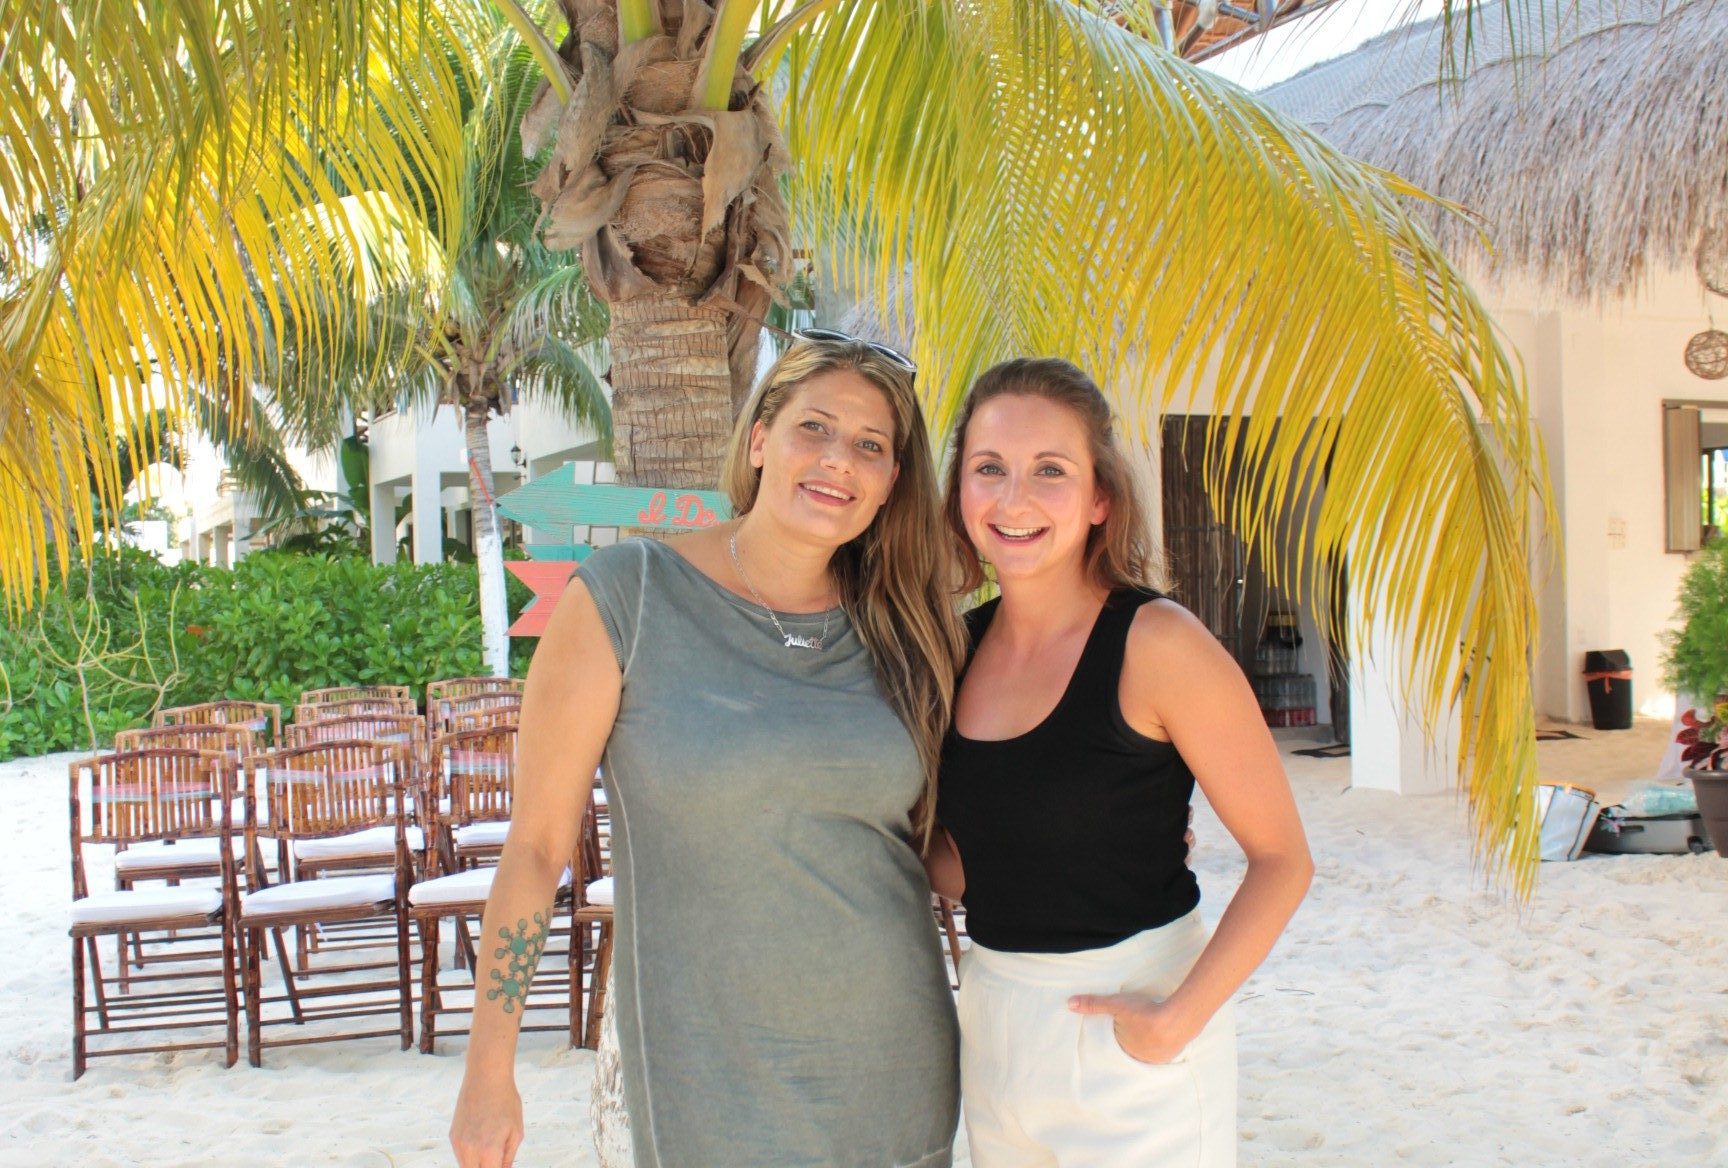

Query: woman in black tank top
<box><xmin>928</xmin><ymin>358</ymin><xmax>1313</xmax><ymax>1168</ymax></box>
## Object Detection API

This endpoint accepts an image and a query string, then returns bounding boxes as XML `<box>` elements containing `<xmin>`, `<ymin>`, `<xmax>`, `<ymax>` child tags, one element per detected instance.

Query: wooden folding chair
<box><xmin>294</xmin><ymin>696</ymin><xmax>417</xmax><ymax>725</ymax></box>
<box><xmin>299</xmin><ymin>684</ymin><xmax>414</xmax><ymax>706</ymax></box>
<box><xmin>156</xmin><ymin>700</ymin><xmax>281</xmax><ymax>747</ymax></box>
<box><xmin>934</xmin><ymin>896</ymin><xmax>967</xmax><ymax>988</ymax></box>
<box><xmin>69</xmin><ymin>749</ymin><xmax>239</xmax><ymax>1078</ymax></box>
<box><xmin>572</xmin><ymin>779</ymin><xmax>615</xmax><ymax>1050</ymax></box>
<box><xmin>426</xmin><ymin>678</ymin><xmax>523</xmax><ymax>739</ymax></box>
<box><xmin>409</xmin><ymin>727</ymin><xmax>582</xmax><ymax>1053</ymax></box>
<box><xmin>428</xmin><ymin>693</ymin><xmax>523</xmax><ymax>745</ymax></box>
<box><xmin>427</xmin><ymin>727</ymin><xmax>518</xmax><ymax>872</ymax></box>
<box><xmin>425</xmin><ymin>677</ymin><xmax>523</xmax><ymax>707</ymax></box>
<box><xmin>447</xmin><ymin>705</ymin><xmax>521</xmax><ymax>734</ymax></box>
<box><xmin>109</xmin><ymin>724</ymin><xmax>260</xmax><ymax>885</ymax></box>
<box><xmin>239</xmin><ymin>741</ymin><xmax>416</xmax><ymax>1064</ymax></box>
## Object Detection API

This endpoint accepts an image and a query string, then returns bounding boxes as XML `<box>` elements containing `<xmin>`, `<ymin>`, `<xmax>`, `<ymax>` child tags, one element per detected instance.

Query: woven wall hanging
<box><xmin>1686</xmin><ymin>329</ymin><xmax>1728</xmax><ymax>379</ymax></box>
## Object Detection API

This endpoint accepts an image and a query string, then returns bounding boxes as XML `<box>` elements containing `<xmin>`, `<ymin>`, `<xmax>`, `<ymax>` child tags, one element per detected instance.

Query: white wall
<box><xmin>1487</xmin><ymin>265</ymin><xmax>1720</xmax><ymax>722</ymax></box>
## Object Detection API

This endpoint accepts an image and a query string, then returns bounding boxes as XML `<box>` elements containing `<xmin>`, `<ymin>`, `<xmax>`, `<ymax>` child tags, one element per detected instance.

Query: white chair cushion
<box><xmin>585</xmin><ymin>876</ymin><xmax>614</xmax><ymax>907</ymax></box>
<box><xmin>114</xmin><ymin>837</ymin><xmax>241</xmax><ymax>873</ymax></box>
<box><xmin>71</xmin><ymin>886</ymin><xmax>223</xmax><ymax>927</ymax></box>
<box><xmin>452</xmin><ymin>821</ymin><xmax>510</xmax><ymax>850</ymax></box>
<box><xmin>293</xmin><ymin>826</ymin><xmax>424</xmax><ymax>863</ymax></box>
<box><xmin>240</xmin><ymin>874</ymin><xmax>396</xmax><ymax>918</ymax></box>
<box><xmin>407</xmin><ymin>865</ymin><xmax>572</xmax><ymax>909</ymax></box>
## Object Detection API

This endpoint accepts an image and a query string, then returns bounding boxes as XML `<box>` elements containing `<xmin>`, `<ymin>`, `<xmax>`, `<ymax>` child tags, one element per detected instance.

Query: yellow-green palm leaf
<box><xmin>775</xmin><ymin>1</ymin><xmax>1556</xmax><ymax>888</ymax></box>
<box><xmin>0</xmin><ymin>1</ymin><xmax>486</xmax><ymax>599</ymax></box>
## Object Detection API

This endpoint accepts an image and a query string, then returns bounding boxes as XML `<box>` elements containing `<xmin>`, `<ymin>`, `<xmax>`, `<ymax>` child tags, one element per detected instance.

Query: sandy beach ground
<box><xmin>3</xmin><ymin>718</ymin><xmax>1724</xmax><ymax>1167</ymax></box>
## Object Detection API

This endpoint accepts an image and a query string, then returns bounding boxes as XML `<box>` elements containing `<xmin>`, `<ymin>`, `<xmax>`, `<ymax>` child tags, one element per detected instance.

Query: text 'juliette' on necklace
<box><xmin>727</xmin><ymin>532</ymin><xmax>832</xmax><ymax>651</ymax></box>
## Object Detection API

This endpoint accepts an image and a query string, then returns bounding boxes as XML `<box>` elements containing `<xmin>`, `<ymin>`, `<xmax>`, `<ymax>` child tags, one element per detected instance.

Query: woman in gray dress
<box><xmin>450</xmin><ymin>334</ymin><xmax>967</xmax><ymax>1168</ymax></box>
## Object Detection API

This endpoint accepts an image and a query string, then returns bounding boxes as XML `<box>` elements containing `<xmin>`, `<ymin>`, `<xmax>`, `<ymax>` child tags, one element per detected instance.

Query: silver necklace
<box><xmin>727</xmin><ymin>532</ymin><xmax>833</xmax><ymax>651</ymax></box>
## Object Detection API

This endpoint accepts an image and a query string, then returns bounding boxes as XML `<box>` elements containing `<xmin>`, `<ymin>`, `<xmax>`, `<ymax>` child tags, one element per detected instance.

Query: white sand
<box><xmin>3</xmin><ymin>721</ymin><xmax>1724</xmax><ymax>1167</ymax></box>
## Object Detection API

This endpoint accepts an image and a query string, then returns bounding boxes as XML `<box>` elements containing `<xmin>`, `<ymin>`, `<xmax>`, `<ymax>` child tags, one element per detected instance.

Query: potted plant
<box><xmin>1660</xmin><ymin>536</ymin><xmax>1728</xmax><ymax>856</ymax></box>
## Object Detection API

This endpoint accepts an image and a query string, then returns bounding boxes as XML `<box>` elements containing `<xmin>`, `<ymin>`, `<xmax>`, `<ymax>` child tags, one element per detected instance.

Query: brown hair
<box><xmin>722</xmin><ymin>338</ymin><xmax>966</xmax><ymax>849</ymax></box>
<box><xmin>943</xmin><ymin>356</ymin><xmax>1160</xmax><ymax>594</ymax></box>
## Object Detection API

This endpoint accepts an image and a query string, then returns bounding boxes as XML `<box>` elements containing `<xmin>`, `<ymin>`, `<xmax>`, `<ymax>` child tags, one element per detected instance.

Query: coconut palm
<box><xmin>263</xmin><ymin>20</ymin><xmax>611</xmax><ymax>675</ymax></box>
<box><xmin>4</xmin><ymin>1</ymin><xmax>1556</xmax><ymax>883</ymax></box>
<box><xmin>508</xmin><ymin>0</ymin><xmax>1554</xmax><ymax>889</ymax></box>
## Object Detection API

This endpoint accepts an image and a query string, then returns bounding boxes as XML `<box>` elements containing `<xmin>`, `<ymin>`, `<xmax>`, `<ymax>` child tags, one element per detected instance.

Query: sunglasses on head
<box><xmin>794</xmin><ymin>328</ymin><xmax>916</xmax><ymax>377</ymax></box>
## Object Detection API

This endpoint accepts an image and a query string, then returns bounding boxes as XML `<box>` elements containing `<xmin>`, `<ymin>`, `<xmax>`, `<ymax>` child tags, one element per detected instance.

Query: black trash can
<box><xmin>1582</xmin><ymin>650</ymin><xmax>1633</xmax><ymax>730</ymax></box>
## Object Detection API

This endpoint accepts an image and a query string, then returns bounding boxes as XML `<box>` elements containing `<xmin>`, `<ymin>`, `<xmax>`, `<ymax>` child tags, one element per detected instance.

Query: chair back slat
<box><xmin>435</xmin><ymin>727</ymin><xmax>518</xmax><ymax>826</ymax></box>
<box><xmin>155</xmin><ymin>701</ymin><xmax>281</xmax><ymax>745</ymax></box>
<box><xmin>284</xmin><ymin>713</ymin><xmax>424</xmax><ymax>748</ymax></box>
<box><xmin>113</xmin><ymin>723</ymin><xmax>259</xmax><ymax>760</ymax></box>
<box><xmin>448</xmin><ymin>706</ymin><xmax>520</xmax><ymax>733</ymax></box>
<box><xmin>299</xmin><ymin>684</ymin><xmax>414</xmax><ymax>706</ymax></box>
<box><xmin>294</xmin><ymin>697</ymin><xmax>417</xmax><ymax>724</ymax></box>
<box><xmin>72</xmin><ymin>750</ymin><xmax>227</xmax><ymax>845</ymax></box>
<box><xmin>250</xmin><ymin>741</ymin><xmax>407</xmax><ymax>840</ymax></box>
<box><xmin>432</xmin><ymin>693</ymin><xmax>523</xmax><ymax>739</ymax></box>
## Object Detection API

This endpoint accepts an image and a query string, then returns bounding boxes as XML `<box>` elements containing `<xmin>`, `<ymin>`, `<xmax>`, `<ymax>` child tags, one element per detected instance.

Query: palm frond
<box><xmin>0</xmin><ymin>1</ymin><xmax>489</xmax><ymax>600</ymax></box>
<box><xmin>779</xmin><ymin>0</ymin><xmax>1556</xmax><ymax>888</ymax></box>
<box><xmin>511</xmin><ymin>335</ymin><xmax>614</xmax><ymax>447</ymax></box>
<box><xmin>188</xmin><ymin>389</ymin><xmax>309</xmax><ymax>525</ymax></box>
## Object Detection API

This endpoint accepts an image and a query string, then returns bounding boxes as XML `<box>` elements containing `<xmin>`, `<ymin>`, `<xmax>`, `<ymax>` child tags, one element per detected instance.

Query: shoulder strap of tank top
<box><xmin>1068</xmin><ymin>588</ymin><xmax>1162</xmax><ymax>705</ymax></box>
<box><xmin>956</xmin><ymin>597</ymin><xmax>1001</xmax><ymax>685</ymax></box>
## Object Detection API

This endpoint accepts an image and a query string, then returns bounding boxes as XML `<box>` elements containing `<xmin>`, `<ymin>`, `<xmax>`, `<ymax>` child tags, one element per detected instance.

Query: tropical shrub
<box><xmin>0</xmin><ymin>550</ymin><xmax>534</xmax><ymax>760</ymax></box>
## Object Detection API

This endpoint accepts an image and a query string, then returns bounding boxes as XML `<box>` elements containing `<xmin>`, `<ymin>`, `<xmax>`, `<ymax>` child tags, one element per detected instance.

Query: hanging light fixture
<box><xmin>1685</xmin><ymin>329</ymin><xmax>1728</xmax><ymax>380</ymax></box>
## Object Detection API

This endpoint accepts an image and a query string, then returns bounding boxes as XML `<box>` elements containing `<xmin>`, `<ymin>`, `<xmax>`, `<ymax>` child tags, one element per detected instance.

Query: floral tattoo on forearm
<box><xmin>487</xmin><ymin>910</ymin><xmax>551</xmax><ymax>1014</ymax></box>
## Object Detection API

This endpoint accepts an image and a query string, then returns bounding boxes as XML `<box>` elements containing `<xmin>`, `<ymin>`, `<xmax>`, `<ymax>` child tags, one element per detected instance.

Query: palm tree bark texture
<box><xmin>522</xmin><ymin>0</ymin><xmax>790</xmax><ymax>491</ymax></box>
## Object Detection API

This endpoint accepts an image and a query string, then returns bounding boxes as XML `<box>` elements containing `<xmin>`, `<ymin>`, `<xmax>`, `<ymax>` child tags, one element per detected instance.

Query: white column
<box><xmin>411</xmin><ymin>410</ymin><xmax>443</xmax><ymax>565</ymax></box>
<box><xmin>370</xmin><ymin>482</ymin><xmax>398</xmax><ymax>564</ymax></box>
<box><xmin>1349</xmin><ymin>616</ymin><xmax>1460</xmax><ymax>795</ymax></box>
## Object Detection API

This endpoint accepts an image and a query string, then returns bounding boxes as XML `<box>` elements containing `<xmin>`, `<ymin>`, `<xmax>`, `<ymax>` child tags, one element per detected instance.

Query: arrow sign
<box><xmin>496</xmin><ymin>466</ymin><xmax>731</xmax><ymax>532</ymax></box>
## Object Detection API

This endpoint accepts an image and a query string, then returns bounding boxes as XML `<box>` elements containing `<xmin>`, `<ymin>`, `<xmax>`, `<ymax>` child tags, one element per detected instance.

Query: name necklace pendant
<box><xmin>728</xmin><ymin>533</ymin><xmax>832</xmax><ymax>651</ymax></box>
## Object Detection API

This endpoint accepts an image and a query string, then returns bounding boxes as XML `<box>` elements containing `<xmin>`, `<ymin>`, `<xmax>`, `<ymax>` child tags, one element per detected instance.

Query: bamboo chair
<box><xmin>110</xmin><ymin>724</ymin><xmax>260</xmax><ymax>882</ymax></box>
<box><xmin>425</xmin><ymin>677</ymin><xmax>523</xmax><ymax>706</ymax></box>
<box><xmin>409</xmin><ymin>726</ymin><xmax>580</xmax><ymax>1052</ymax></box>
<box><xmin>427</xmin><ymin>727</ymin><xmax>518</xmax><ymax>873</ymax></box>
<box><xmin>447</xmin><ymin>705</ymin><xmax>521</xmax><ymax>734</ymax></box>
<box><xmin>105</xmin><ymin>725</ymin><xmax>262</xmax><ymax>977</ymax></box>
<box><xmin>238</xmin><ymin>741</ymin><xmax>416</xmax><ymax>1064</ymax></box>
<box><xmin>69</xmin><ymin>749</ymin><xmax>239</xmax><ymax>1078</ymax></box>
<box><xmin>572</xmin><ymin>780</ymin><xmax>615</xmax><ymax>1049</ymax></box>
<box><xmin>426</xmin><ymin>678</ymin><xmax>523</xmax><ymax>740</ymax></box>
<box><xmin>299</xmin><ymin>684</ymin><xmax>414</xmax><ymax>706</ymax></box>
<box><xmin>155</xmin><ymin>700</ymin><xmax>281</xmax><ymax>748</ymax></box>
<box><xmin>294</xmin><ymin>696</ymin><xmax>417</xmax><ymax>725</ymax></box>
<box><xmin>935</xmin><ymin>896</ymin><xmax>967</xmax><ymax>989</ymax></box>
<box><xmin>429</xmin><ymin>693</ymin><xmax>523</xmax><ymax>744</ymax></box>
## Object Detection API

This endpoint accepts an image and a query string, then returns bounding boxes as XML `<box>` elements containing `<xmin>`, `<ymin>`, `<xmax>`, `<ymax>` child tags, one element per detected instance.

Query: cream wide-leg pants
<box><xmin>957</xmin><ymin>911</ymin><xmax>1237</xmax><ymax>1168</ymax></box>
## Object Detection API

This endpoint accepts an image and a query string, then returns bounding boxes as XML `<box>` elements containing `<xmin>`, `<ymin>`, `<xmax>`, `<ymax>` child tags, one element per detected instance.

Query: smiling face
<box><xmin>958</xmin><ymin>393</ymin><xmax>1109</xmax><ymax>584</ymax></box>
<box><xmin>746</xmin><ymin>367</ymin><xmax>902</xmax><ymax>549</ymax></box>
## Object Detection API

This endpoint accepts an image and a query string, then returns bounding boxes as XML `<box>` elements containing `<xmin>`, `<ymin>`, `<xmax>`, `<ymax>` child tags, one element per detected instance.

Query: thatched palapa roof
<box><xmin>1258</xmin><ymin>0</ymin><xmax>1728</xmax><ymax>301</ymax></box>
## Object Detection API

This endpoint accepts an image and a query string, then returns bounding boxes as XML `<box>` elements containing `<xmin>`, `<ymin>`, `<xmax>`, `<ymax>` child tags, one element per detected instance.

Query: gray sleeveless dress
<box><xmin>575</xmin><ymin>538</ymin><xmax>959</xmax><ymax>1168</ymax></box>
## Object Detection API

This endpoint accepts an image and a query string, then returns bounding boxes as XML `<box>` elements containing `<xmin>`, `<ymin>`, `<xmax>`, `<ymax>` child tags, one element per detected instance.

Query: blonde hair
<box><xmin>944</xmin><ymin>357</ymin><xmax>1160</xmax><ymax>594</ymax></box>
<box><xmin>722</xmin><ymin>338</ymin><xmax>966</xmax><ymax>849</ymax></box>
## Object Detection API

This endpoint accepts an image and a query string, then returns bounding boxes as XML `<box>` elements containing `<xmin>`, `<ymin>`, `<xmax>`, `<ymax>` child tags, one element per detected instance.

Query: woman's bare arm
<box><xmin>450</xmin><ymin>579</ymin><xmax>622</xmax><ymax>1168</ymax></box>
<box><xmin>923</xmin><ymin>827</ymin><xmax>966</xmax><ymax>902</ymax></box>
<box><xmin>1070</xmin><ymin>601</ymin><xmax>1312</xmax><ymax>1063</ymax></box>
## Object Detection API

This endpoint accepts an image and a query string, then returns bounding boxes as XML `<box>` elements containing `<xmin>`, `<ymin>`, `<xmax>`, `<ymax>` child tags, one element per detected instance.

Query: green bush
<box><xmin>0</xmin><ymin>549</ymin><xmax>535</xmax><ymax>761</ymax></box>
<box><xmin>1661</xmin><ymin>534</ymin><xmax>1728</xmax><ymax>704</ymax></box>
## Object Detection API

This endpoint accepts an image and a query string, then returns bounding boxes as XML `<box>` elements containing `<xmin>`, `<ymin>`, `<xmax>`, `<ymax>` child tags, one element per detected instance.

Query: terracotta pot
<box><xmin>1684</xmin><ymin>768</ymin><xmax>1728</xmax><ymax>858</ymax></box>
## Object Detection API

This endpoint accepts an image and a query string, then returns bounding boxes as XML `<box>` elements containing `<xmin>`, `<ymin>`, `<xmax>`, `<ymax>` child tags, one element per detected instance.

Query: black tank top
<box><xmin>937</xmin><ymin>588</ymin><xmax>1201</xmax><ymax>953</ymax></box>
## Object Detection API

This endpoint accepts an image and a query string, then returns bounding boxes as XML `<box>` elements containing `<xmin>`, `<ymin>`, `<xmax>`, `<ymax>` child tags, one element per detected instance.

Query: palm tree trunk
<box><xmin>606</xmin><ymin>295</ymin><xmax>735</xmax><ymax>490</ymax></box>
<box><xmin>463</xmin><ymin>402</ymin><xmax>510</xmax><ymax>678</ymax></box>
<box><xmin>586</xmin><ymin>295</ymin><xmax>736</xmax><ymax>1167</ymax></box>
